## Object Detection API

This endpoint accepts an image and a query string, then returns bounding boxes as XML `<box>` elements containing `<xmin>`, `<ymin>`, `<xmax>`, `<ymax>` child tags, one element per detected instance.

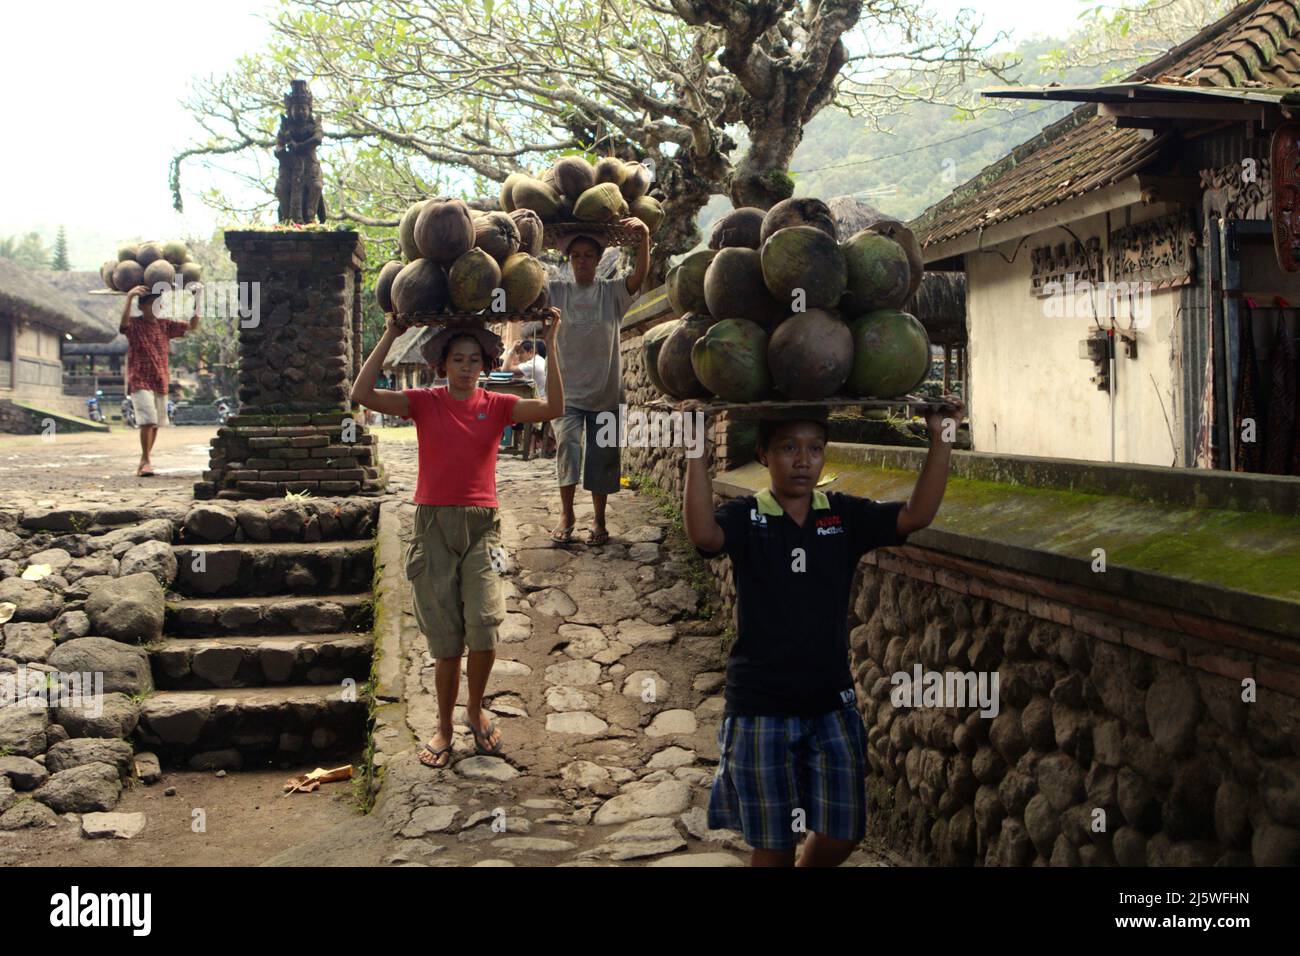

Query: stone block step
<box><xmin>182</xmin><ymin>498</ymin><xmax>378</xmax><ymax>542</ymax></box>
<box><xmin>166</xmin><ymin>593</ymin><xmax>374</xmax><ymax>637</ymax></box>
<box><xmin>151</xmin><ymin>633</ymin><xmax>373</xmax><ymax>689</ymax></box>
<box><xmin>135</xmin><ymin>685</ymin><xmax>368</xmax><ymax>764</ymax></box>
<box><xmin>172</xmin><ymin>538</ymin><xmax>374</xmax><ymax>598</ymax></box>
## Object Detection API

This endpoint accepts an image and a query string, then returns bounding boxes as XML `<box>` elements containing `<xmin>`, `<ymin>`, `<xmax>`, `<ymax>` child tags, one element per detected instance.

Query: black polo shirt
<box><xmin>698</xmin><ymin>488</ymin><xmax>908</xmax><ymax>717</ymax></box>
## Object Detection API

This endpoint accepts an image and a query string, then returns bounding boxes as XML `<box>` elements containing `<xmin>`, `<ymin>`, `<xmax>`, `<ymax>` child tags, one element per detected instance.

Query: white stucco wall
<box><xmin>964</xmin><ymin>206</ymin><xmax>1181</xmax><ymax>465</ymax></box>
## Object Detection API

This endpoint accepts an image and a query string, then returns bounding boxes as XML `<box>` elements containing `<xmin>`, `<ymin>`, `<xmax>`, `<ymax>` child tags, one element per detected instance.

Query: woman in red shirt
<box><xmin>352</xmin><ymin>310</ymin><xmax>563</xmax><ymax>767</ymax></box>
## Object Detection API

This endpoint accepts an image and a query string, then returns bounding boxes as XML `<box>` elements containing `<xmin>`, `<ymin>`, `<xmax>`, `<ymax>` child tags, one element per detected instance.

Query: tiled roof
<box><xmin>912</xmin><ymin>0</ymin><xmax>1300</xmax><ymax>251</ymax></box>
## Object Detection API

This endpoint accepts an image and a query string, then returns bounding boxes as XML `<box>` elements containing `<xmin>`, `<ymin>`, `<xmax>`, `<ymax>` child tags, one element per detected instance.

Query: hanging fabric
<box><xmin>1266</xmin><ymin>298</ymin><xmax>1297</xmax><ymax>475</ymax></box>
<box><xmin>1193</xmin><ymin>320</ymin><xmax>1219</xmax><ymax>469</ymax></box>
<box><xmin>1234</xmin><ymin>298</ymin><xmax>1263</xmax><ymax>472</ymax></box>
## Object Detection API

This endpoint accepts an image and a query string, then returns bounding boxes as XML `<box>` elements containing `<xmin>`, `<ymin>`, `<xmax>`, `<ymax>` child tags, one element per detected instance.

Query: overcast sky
<box><xmin>0</xmin><ymin>0</ymin><xmax>1088</xmax><ymax>270</ymax></box>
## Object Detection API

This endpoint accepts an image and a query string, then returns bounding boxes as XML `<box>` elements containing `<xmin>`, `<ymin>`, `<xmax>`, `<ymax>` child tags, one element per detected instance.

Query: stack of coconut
<box><xmin>645</xmin><ymin>197</ymin><xmax>932</xmax><ymax>404</ymax></box>
<box><xmin>500</xmin><ymin>155</ymin><xmax>664</xmax><ymax>237</ymax></box>
<box><xmin>378</xmin><ymin>198</ymin><xmax>550</xmax><ymax>322</ymax></box>
<box><xmin>100</xmin><ymin>241</ymin><xmax>202</xmax><ymax>293</ymax></box>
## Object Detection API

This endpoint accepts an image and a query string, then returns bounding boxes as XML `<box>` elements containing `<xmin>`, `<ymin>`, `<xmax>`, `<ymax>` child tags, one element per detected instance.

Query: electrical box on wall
<box><xmin>1078</xmin><ymin>329</ymin><xmax>1112</xmax><ymax>392</ymax></box>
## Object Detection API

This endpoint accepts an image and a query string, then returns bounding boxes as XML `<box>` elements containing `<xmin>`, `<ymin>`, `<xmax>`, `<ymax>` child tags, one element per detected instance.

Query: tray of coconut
<box><xmin>642</xmin><ymin>395</ymin><xmax>956</xmax><ymax>420</ymax></box>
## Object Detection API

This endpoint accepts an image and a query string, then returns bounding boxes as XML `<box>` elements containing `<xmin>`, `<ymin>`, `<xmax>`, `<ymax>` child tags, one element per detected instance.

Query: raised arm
<box><xmin>897</xmin><ymin>395</ymin><xmax>966</xmax><ymax>536</ymax></box>
<box><xmin>349</xmin><ymin>314</ymin><xmax>410</xmax><ymax>418</ymax></box>
<box><xmin>119</xmin><ymin>285</ymin><xmax>146</xmax><ymax>334</ymax></box>
<box><xmin>512</xmin><ymin>309</ymin><xmax>564</xmax><ymax>424</ymax></box>
<box><xmin>622</xmin><ymin>217</ymin><xmax>650</xmax><ymax>295</ymax></box>
<box><xmin>683</xmin><ymin>420</ymin><xmax>724</xmax><ymax>553</ymax></box>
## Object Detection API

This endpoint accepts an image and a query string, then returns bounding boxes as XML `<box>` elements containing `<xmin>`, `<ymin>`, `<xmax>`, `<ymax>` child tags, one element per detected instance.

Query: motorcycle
<box><xmin>85</xmin><ymin>390</ymin><xmax>105</xmax><ymax>424</ymax></box>
<box><xmin>167</xmin><ymin>398</ymin><xmax>176</xmax><ymax>426</ymax></box>
<box><xmin>121</xmin><ymin>397</ymin><xmax>137</xmax><ymax>429</ymax></box>
<box><xmin>214</xmin><ymin>397</ymin><xmax>236</xmax><ymax>426</ymax></box>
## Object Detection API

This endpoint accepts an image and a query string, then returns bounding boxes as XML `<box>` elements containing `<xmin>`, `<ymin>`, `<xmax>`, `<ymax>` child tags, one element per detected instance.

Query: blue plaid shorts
<box><xmin>708</xmin><ymin>696</ymin><xmax>868</xmax><ymax>851</ymax></box>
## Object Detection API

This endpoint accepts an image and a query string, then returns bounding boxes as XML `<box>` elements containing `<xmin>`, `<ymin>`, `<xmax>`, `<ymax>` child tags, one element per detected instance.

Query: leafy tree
<box><xmin>167</xmin><ymin>233</ymin><xmax>240</xmax><ymax>399</ymax></box>
<box><xmin>0</xmin><ymin>232</ymin><xmax>53</xmax><ymax>270</ymax></box>
<box><xmin>51</xmin><ymin>226</ymin><xmax>70</xmax><ymax>271</ymax></box>
<box><xmin>172</xmin><ymin>0</ymin><xmax>1015</xmax><ymax>283</ymax></box>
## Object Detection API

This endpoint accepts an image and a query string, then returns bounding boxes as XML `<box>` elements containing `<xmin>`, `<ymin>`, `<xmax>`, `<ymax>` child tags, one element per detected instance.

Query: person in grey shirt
<box><xmin>548</xmin><ymin>217</ymin><xmax>650</xmax><ymax>545</ymax></box>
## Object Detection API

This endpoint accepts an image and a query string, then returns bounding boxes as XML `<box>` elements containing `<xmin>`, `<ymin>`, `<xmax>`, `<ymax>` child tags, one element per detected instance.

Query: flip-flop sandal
<box><xmin>417</xmin><ymin>742</ymin><xmax>453</xmax><ymax>769</ymax></box>
<box><xmin>550</xmin><ymin>526</ymin><xmax>575</xmax><ymax>547</ymax></box>
<box><xmin>463</xmin><ymin>716</ymin><xmax>504</xmax><ymax>756</ymax></box>
<box><xmin>586</xmin><ymin>527</ymin><xmax>610</xmax><ymax>546</ymax></box>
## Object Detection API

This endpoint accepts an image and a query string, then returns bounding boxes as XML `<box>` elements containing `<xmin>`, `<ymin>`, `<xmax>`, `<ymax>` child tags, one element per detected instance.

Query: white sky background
<box><xmin>0</xmin><ymin>0</ymin><xmax>1089</xmax><ymax>270</ymax></box>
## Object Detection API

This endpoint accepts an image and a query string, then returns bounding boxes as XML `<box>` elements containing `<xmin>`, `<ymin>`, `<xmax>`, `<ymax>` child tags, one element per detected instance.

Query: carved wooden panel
<box><xmin>1030</xmin><ymin>236</ymin><xmax>1102</xmax><ymax>297</ymax></box>
<box><xmin>1108</xmin><ymin>212</ymin><xmax>1196</xmax><ymax>289</ymax></box>
<box><xmin>1198</xmin><ymin>157</ymin><xmax>1271</xmax><ymax>220</ymax></box>
<box><xmin>1271</xmin><ymin>122</ymin><xmax>1300</xmax><ymax>272</ymax></box>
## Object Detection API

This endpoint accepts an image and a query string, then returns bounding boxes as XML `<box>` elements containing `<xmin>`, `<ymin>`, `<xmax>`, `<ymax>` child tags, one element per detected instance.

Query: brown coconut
<box><xmin>657</xmin><ymin>313</ymin><xmax>719</xmax><ymax>399</ymax></box>
<box><xmin>509</xmin><ymin>209</ymin><xmax>544</xmax><ymax>256</ymax></box>
<box><xmin>620</xmin><ymin>162</ymin><xmax>652</xmax><ymax>202</ymax></box>
<box><xmin>594</xmin><ymin>157</ymin><xmax>627</xmax><ymax>187</ymax></box>
<box><xmin>759</xmin><ymin>197</ymin><xmax>838</xmax><ymax>244</ymax></box>
<box><xmin>391</xmin><ymin>259</ymin><xmax>449</xmax><ymax>315</ymax></box>
<box><xmin>375</xmin><ymin>260</ymin><xmax>404</xmax><ymax>313</ymax></box>
<box><xmin>709</xmin><ymin>207</ymin><xmax>766</xmax><ymax>250</ymax></box>
<box><xmin>474</xmin><ymin>211</ymin><xmax>521</xmax><ymax>264</ymax></box>
<box><xmin>553</xmin><ymin>156</ymin><xmax>596</xmax><ymax>201</ymax></box>
<box><xmin>399</xmin><ymin>200</ymin><xmax>429</xmax><ymax>262</ymax></box>
<box><xmin>415</xmin><ymin>199</ymin><xmax>476</xmax><ymax>266</ymax></box>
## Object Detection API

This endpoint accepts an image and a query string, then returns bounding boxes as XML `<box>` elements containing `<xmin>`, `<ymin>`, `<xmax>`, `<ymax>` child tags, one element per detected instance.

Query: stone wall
<box><xmin>0</xmin><ymin>399</ymin><xmax>106</xmax><ymax>435</ymax></box>
<box><xmin>846</xmin><ymin>546</ymin><xmax>1299</xmax><ymax>866</ymax></box>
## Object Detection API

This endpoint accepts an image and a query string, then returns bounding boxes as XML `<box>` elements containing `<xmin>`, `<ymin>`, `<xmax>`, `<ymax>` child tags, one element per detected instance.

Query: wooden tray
<box><xmin>643</xmin><ymin>395</ymin><xmax>953</xmax><ymax>418</ymax></box>
<box><xmin>393</xmin><ymin>308</ymin><xmax>551</xmax><ymax>329</ymax></box>
<box><xmin>543</xmin><ymin>220</ymin><xmax>642</xmax><ymax>250</ymax></box>
<box><xmin>88</xmin><ymin>289</ymin><xmax>129</xmax><ymax>296</ymax></box>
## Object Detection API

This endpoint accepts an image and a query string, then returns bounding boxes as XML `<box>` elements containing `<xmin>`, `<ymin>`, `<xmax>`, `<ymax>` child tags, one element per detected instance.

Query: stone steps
<box><xmin>165</xmin><ymin>592</ymin><xmax>374</xmax><ymax>636</ymax></box>
<box><xmin>135</xmin><ymin>684</ymin><xmax>369</xmax><ymax>764</ymax></box>
<box><xmin>151</xmin><ymin>633</ymin><xmax>374</xmax><ymax>689</ymax></box>
<box><xmin>171</xmin><ymin>538</ymin><xmax>375</xmax><ymax>598</ymax></box>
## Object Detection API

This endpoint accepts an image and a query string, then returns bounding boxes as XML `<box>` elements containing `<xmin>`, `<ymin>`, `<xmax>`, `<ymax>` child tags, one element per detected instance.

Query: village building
<box><xmin>913</xmin><ymin>0</ymin><xmax>1300</xmax><ymax>473</ymax></box>
<box><xmin>40</xmin><ymin>270</ymin><xmax>130</xmax><ymax>407</ymax></box>
<box><xmin>0</xmin><ymin>259</ymin><xmax>117</xmax><ymax>430</ymax></box>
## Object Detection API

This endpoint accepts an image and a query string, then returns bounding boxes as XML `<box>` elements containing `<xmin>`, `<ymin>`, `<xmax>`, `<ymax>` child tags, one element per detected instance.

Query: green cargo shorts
<box><xmin>404</xmin><ymin>505</ymin><xmax>506</xmax><ymax>659</ymax></box>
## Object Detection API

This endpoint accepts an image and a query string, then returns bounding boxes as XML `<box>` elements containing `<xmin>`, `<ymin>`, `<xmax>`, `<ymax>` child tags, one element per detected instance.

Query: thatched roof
<box><xmin>39</xmin><ymin>270</ymin><xmax>127</xmax><ymax>355</ymax></box>
<box><xmin>0</xmin><ymin>260</ymin><xmax>117</xmax><ymax>343</ymax></box>
<box><xmin>906</xmin><ymin>272</ymin><xmax>967</xmax><ymax>346</ymax></box>
<box><xmin>827</xmin><ymin>196</ymin><xmax>885</xmax><ymax>240</ymax></box>
<box><xmin>384</xmin><ymin>325</ymin><xmax>435</xmax><ymax>368</ymax></box>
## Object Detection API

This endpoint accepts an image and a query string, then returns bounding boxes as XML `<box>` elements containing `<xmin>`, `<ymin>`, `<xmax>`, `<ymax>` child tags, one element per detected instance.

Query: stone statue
<box><xmin>274</xmin><ymin>80</ymin><xmax>326</xmax><ymax>224</ymax></box>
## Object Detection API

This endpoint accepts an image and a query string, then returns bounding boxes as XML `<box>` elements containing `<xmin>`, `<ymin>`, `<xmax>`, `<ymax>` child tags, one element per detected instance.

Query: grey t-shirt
<box><xmin>548</xmin><ymin>277</ymin><xmax>633</xmax><ymax>412</ymax></box>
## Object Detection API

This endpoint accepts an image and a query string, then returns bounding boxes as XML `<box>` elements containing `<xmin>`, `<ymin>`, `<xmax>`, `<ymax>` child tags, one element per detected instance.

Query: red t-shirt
<box><xmin>404</xmin><ymin>386</ymin><xmax>520</xmax><ymax>507</ymax></box>
<box><xmin>125</xmin><ymin>317</ymin><xmax>189</xmax><ymax>394</ymax></box>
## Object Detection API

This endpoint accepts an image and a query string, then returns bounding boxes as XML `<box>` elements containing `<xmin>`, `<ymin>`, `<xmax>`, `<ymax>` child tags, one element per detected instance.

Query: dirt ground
<box><xmin>0</xmin><ymin>760</ymin><xmax>373</xmax><ymax>867</ymax></box>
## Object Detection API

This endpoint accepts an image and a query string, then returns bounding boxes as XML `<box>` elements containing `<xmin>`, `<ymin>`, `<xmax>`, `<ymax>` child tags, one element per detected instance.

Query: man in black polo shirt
<box><xmin>684</xmin><ymin>400</ymin><xmax>964</xmax><ymax>866</ymax></box>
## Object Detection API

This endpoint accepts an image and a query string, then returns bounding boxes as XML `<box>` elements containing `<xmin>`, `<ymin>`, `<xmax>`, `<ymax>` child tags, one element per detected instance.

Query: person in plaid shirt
<box><xmin>119</xmin><ymin>285</ymin><xmax>200</xmax><ymax>476</ymax></box>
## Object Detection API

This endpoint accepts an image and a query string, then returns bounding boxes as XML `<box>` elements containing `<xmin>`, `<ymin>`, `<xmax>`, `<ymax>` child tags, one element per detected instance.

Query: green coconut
<box><xmin>100</xmin><ymin>260</ymin><xmax>117</xmax><ymax>290</ymax></box>
<box><xmin>766</xmin><ymin>308</ymin><xmax>853</xmax><ymax>400</ymax></box>
<box><xmin>511</xmin><ymin>179</ymin><xmax>563</xmax><ymax>221</ymax></box>
<box><xmin>415</xmin><ymin>199</ymin><xmax>475</xmax><ymax>266</ymax></box>
<box><xmin>760</xmin><ymin>225</ymin><xmax>847</xmax><ymax>311</ymax></box>
<box><xmin>620</xmin><ymin>162</ymin><xmax>652</xmax><ymax>202</ymax></box>
<box><xmin>845</xmin><ymin>309</ymin><xmax>932</xmax><ymax>398</ymax></box>
<box><xmin>573</xmin><ymin>182</ymin><xmax>629</xmax><ymax>223</ymax></box>
<box><xmin>399</xmin><ymin>200</ymin><xmax>428</xmax><ymax>262</ymax></box>
<box><xmin>509</xmin><ymin>208</ymin><xmax>544</xmax><ymax>256</ymax></box>
<box><xmin>499</xmin><ymin>172</ymin><xmax>528</xmax><ymax>213</ymax></box>
<box><xmin>162</xmin><ymin>240</ymin><xmax>189</xmax><ymax>265</ymax></box>
<box><xmin>702</xmin><ymin>247</ymin><xmax>787</xmax><ymax>329</ymax></box>
<box><xmin>448</xmin><ymin>247</ymin><xmax>502</xmax><ymax>311</ymax></box>
<box><xmin>691</xmin><ymin>318</ymin><xmax>772</xmax><ymax>402</ymax></box>
<box><xmin>553</xmin><ymin>156</ymin><xmax>597</xmax><ymax>200</ymax></box>
<box><xmin>179</xmin><ymin>262</ymin><xmax>203</xmax><ymax>286</ymax></box>
<box><xmin>864</xmin><ymin>217</ymin><xmax>924</xmax><ymax>298</ymax></box>
<box><xmin>657</xmin><ymin>313</ymin><xmax>718</xmax><ymax>399</ymax></box>
<box><xmin>391</xmin><ymin>258</ymin><xmax>449</xmax><ymax>315</ymax></box>
<box><xmin>116</xmin><ymin>244</ymin><xmax>139</xmax><ymax>264</ymax></box>
<box><xmin>708</xmin><ymin>207</ymin><xmax>765</xmax><ymax>250</ymax></box>
<box><xmin>629</xmin><ymin>195</ymin><xmax>664</xmax><ymax>236</ymax></box>
<box><xmin>642</xmin><ymin>319</ymin><xmax>679</xmax><ymax>396</ymax></box>
<box><xmin>759</xmin><ymin>197</ymin><xmax>838</xmax><ymax>244</ymax></box>
<box><xmin>112</xmin><ymin>260</ymin><xmax>144</xmax><ymax>293</ymax></box>
<box><xmin>499</xmin><ymin>253</ymin><xmax>546</xmax><ymax>312</ymax></box>
<box><xmin>840</xmin><ymin>230</ymin><xmax>912</xmax><ymax>315</ymax></box>
<box><xmin>666</xmin><ymin>249</ymin><xmax>717</xmax><ymax>316</ymax></box>
<box><xmin>375</xmin><ymin>260</ymin><xmax>404</xmax><ymax>313</ymax></box>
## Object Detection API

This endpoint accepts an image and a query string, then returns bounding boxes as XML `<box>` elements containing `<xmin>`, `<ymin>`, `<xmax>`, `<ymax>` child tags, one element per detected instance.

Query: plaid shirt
<box><xmin>124</xmin><ymin>317</ymin><xmax>189</xmax><ymax>394</ymax></box>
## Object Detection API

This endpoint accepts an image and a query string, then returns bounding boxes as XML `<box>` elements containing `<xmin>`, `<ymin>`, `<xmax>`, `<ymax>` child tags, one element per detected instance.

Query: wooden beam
<box><xmin>1099</xmin><ymin>101</ymin><xmax>1274</xmax><ymax>122</ymax></box>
